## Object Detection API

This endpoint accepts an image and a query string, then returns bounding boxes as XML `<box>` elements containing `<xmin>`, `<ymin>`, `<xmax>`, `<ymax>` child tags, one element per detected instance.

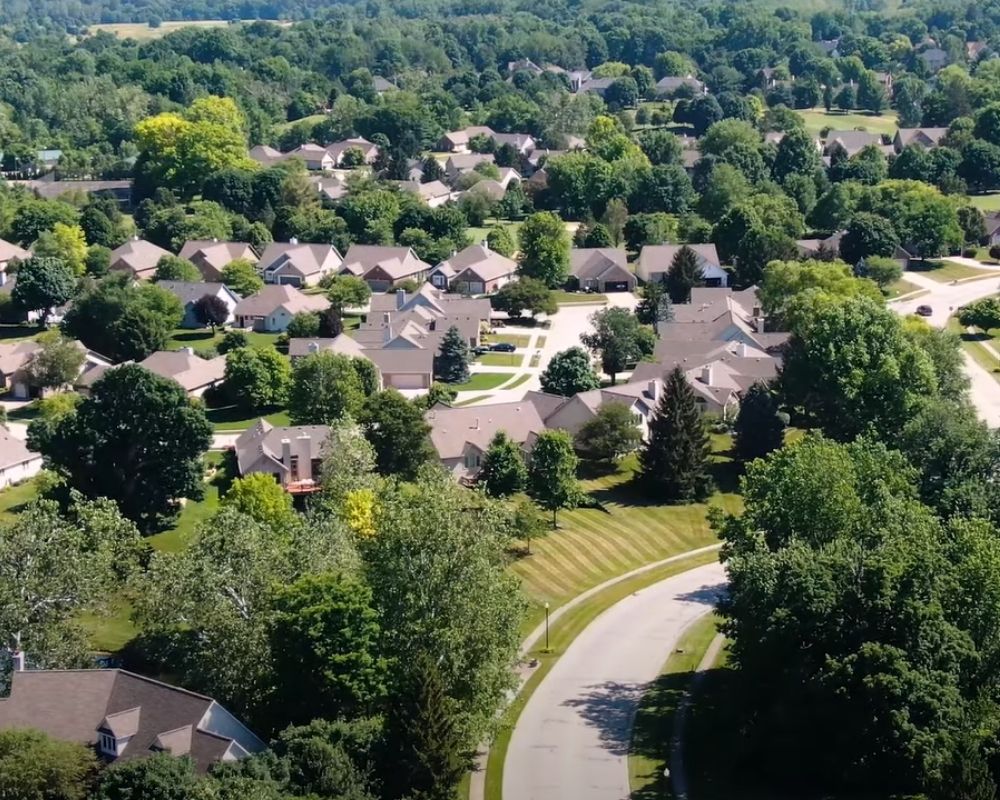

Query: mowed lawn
<box><xmin>88</xmin><ymin>20</ymin><xmax>231</xmax><ymax>40</ymax></box>
<box><xmin>510</xmin><ymin>443</ymin><xmax>741</xmax><ymax>625</ymax></box>
<box><xmin>969</xmin><ymin>193</ymin><xmax>1000</xmax><ymax>212</ymax></box>
<box><xmin>796</xmin><ymin>108</ymin><xmax>899</xmax><ymax>137</ymax></box>
<box><xmin>908</xmin><ymin>260</ymin><xmax>994</xmax><ymax>282</ymax></box>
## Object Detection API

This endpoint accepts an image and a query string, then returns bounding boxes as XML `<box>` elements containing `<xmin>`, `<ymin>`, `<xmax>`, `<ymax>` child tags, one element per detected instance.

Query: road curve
<box><xmin>503</xmin><ymin>561</ymin><xmax>725</xmax><ymax>800</ymax></box>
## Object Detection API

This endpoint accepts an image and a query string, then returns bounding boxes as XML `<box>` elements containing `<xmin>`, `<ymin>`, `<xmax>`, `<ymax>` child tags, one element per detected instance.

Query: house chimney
<box><xmin>756</xmin><ymin>315</ymin><xmax>766</xmax><ymax>334</ymax></box>
<box><xmin>396</xmin><ymin>288</ymin><xmax>406</xmax><ymax>310</ymax></box>
<box><xmin>700</xmin><ymin>364</ymin><xmax>714</xmax><ymax>385</ymax></box>
<box><xmin>648</xmin><ymin>379</ymin><xmax>660</xmax><ymax>403</ymax></box>
<box><xmin>308</xmin><ymin>341</ymin><xmax>320</xmax><ymax>353</ymax></box>
<box><xmin>181</xmin><ymin>347</ymin><xmax>195</xmax><ymax>356</ymax></box>
<box><xmin>289</xmin><ymin>236</ymin><xmax>299</xmax><ymax>246</ymax></box>
<box><xmin>737</xmin><ymin>342</ymin><xmax>749</xmax><ymax>358</ymax></box>
<box><xmin>11</xmin><ymin>650</ymin><xmax>25</xmax><ymax>672</ymax></box>
<box><xmin>296</xmin><ymin>435</ymin><xmax>312</xmax><ymax>481</ymax></box>
<box><xmin>281</xmin><ymin>438</ymin><xmax>292</xmax><ymax>476</ymax></box>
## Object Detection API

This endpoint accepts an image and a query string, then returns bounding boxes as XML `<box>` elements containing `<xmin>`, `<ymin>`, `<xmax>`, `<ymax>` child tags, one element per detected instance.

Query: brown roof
<box><xmin>109</xmin><ymin>239</ymin><xmax>172</xmax><ymax>279</ymax></box>
<box><xmin>0</xmin><ymin>669</ymin><xmax>264</xmax><ymax>772</ymax></box>
<box><xmin>178</xmin><ymin>241</ymin><xmax>257</xmax><ymax>272</ymax></box>
<box><xmin>234</xmin><ymin>419</ymin><xmax>331</xmax><ymax>475</ymax></box>
<box><xmin>426</xmin><ymin>401</ymin><xmax>547</xmax><ymax>460</ymax></box>
<box><xmin>232</xmin><ymin>285</ymin><xmax>329</xmax><ymax>318</ymax></box>
<box><xmin>0</xmin><ymin>426</ymin><xmax>41</xmax><ymax>471</ymax></box>
<box><xmin>570</xmin><ymin>248</ymin><xmax>633</xmax><ymax>282</ymax></box>
<box><xmin>438</xmin><ymin>244</ymin><xmax>517</xmax><ymax>284</ymax></box>
<box><xmin>0</xmin><ymin>238</ymin><xmax>31</xmax><ymax>265</ymax></box>
<box><xmin>137</xmin><ymin>350</ymin><xmax>226</xmax><ymax>393</ymax></box>
<box><xmin>258</xmin><ymin>242</ymin><xmax>342</xmax><ymax>281</ymax></box>
<box><xmin>342</xmin><ymin>245</ymin><xmax>430</xmax><ymax>282</ymax></box>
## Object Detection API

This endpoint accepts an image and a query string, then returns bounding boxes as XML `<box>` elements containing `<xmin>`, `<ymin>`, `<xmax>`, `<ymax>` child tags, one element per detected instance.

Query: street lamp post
<box><xmin>544</xmin><ymin>602</ymin><xmax>550</xmax><ymax>652</ymax></box>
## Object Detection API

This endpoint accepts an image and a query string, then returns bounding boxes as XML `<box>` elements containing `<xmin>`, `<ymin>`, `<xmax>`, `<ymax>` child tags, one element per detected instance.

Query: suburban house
<box><xmin>425</xmin><ymin>401</ymin><xmax>547</xmax><ymax>481</ymax></box>
<box><xmin>984</xmin><ymin>212</ymin><xmax>1000</xmax><ymax>246</ymax></box>
<box><xmin>287</xmin><ymin>143</ymin><xmax>337</xmax><ymax>171</ymax></box>
<box><xmin>158</xmin><ymin>281</ymin><xmax>241</xmax><ymax>328</ymax></box>
<box><xmin>178</xmin><ymin>240</ymin><xmax>258</xmax><ymax>282</ymax></box>
<box><xmin>249</xmin><ymin>145</ymin><xmax>286</xmax><ymax>168</ymax></box>
<box><xmin>654</xmin><ymin>75</ymin><xmax>706</xmax><ymax>96</ymax></box>
<box><xmin>795</xmin><ymin>231</ymin><xmax>844</xmax><ymax>260</ymax></box>
<box><xmin>893</xmin><ymin>127</ymin><xmax>949</xmax><ymax>151</ymax></box>
<box><xmin>373</xmin><ymin>76</ymin><xmax>397</xmax><ymax>94</ymax></box>
<box><xmin>289</xmin><ymin>334</ymin><xmax>434</xmax><ymax>391</ymax></box>
<box><xmin>340</xmin><ymin>244</ymin><xmax>431</xmax><ymax>291</ymax></box>
<box><xmin>569</xmin><ymin>248</ymin><xmax>637</xmax><ymax>292</ymax></box>
<box><xmin>444</xmin><ymin>153</ymin><xmax>496</xmax><ymax>183</ymax></box>
<box><xmin>918</xmin><ymin>47</ymin><xmax>949</xmax><ymax>72</ymax></box>
<box><xmin>258</xmin><ymin>241</ymin><xmax>343</xmax><ymax>287</ymax></box>
<box><xmin>0</xmin><ymin>667</ymin><xmax>265</xmax><ymax>771</ymax></box>
<box><xmin>137</xmin><ymin>350</ymin><xmax>227</xmax><ymax>398</ymax></box>
<box><xmin>967</xmin><ymin>41</ymin><xmax>990</xmax><ymax>61</ymax></box>
<box><xmin>437</xmin><ymin>126</ymin><xmax>498</xmax><ymax>153</ymax></box>
<box><xmin>636</xmin><ymin>244</ymin><xmax>728</xmax><ymax>286</ymax></box>
<box><xmin>234</xmin><ymin>419</ymin><xmax>330</xmax><ymax>494</ymax></box>
<box><xmin>232</xmin><ymin>285</ymin><xmax>329</xmax><ymax>332</ymax></box>
<box><xmin>109</xmin><ymin>238</ymin><xmax>172</xmax><ymax>281</ymax></box>
<box><xmin>9</xmin><ymin>178</ymin><xmax>133</xmax><ymax>211</ymax></box>
<box><xmin>436</xmin><ymin>244</ymin><xmax>518</xmax><ymax>294</ymax></box>
<box><xmin>364</xmin><ymin>285</ymin><xmax>492</xmax><ymax>348</ymax></box>
<box><xmin>492</xmin><ymin>132</ymin><xmax>536</xmax><ymax>154</ymax></box>
<box><xmin>0</xmin><ymin>340</ymin><xmax>111</xmax><ymax>400</ymax></box>
<box><xmin>393</xmin><ymin>179</ymin><xmax>455</xmax><ymax>208</ymax></box>
<box><xmin>578</xmin><ymin>76</ymin><xmax>615</xmax><ymax>97</ymax></box>
<box><xmin>0</xmin><ymin>426</ymin><xmax>42</xmax><ymax>489</ymax></box>
<box><xmin>326</xmin><ymin>138</ymin><xmax>380</xmax><ymax>166</ymax></box>
<box><xmin>822</xmin><ymin>130</ymin><xmax>885</xmax><ymax>157</ymax></box>
<box><xmin>0</xmin><ymin>238</ymin><xmax>30</xmax><ymax>286</ymax></box>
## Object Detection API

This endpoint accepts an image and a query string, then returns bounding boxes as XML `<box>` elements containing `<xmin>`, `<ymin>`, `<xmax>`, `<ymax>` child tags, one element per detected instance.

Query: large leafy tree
<box><xmin>665</xmin><ymin>244</ymin><xmax>704</xmax><ymax>303</ymax></box>
<box><xmin>32</xmin><ymin>223</ymin><xmax>87</xmax><ymax>276</ymax></box>
<box><xmin>839</xmin><ymin>212</ymin><xmax>899</xmax><ymax>265</ymax></box>
<box><xmin>715</xmin><ymin>435</ymin><xmax>1000</xmax><ymax>798</ymax></box>
<box><xmin>435</xmin><ymin>325</ymin><xmax>471</xmax><ymax>384</ymax></box>
<box><xmin>477</xmin><ymin>431</ymin><xmax>527</xmax><ymax>497</ymax></box>
<box><xmin>221</xmin><ymin>258</ymin><xmax>264</xmax><ymax>297</ymax></box>
<box><xmin>289</xmin><ymin>352</ymin><xmax>365</xmax><ymax>425</ymax></box>
<box><xmin>11</xmin><ymin>257</ymin><xmax>77</xmax><ymax>326</ymax></box>
<box><xmin>359</xmin><ymin>389</ymin><xmax>434</xmax><ymax>480</ymax></box>
<box><xmin>733</xmin><ymin>381</ymin><xmax>786</xmax><ymax>462</ymax></box>
<box><xmin>574</xmin><ymin>401</ymin><xmax>642</xmax><ymax>463</ymax></box>
<box><xmin>779</xmin><ymin>296</ymin><xmax>938</xmax><ymax>442</ymax></box>
<box><xmin>0</xmin><ymin>729</ymin><xmax>96</xmax><ymax>800</ymax></box>
<box><xmin>363</xmin><ymin>472</ymin><xmax>524</xmax><ymax>750</ymax></box>
<box><xmin>527</xmin><ymin>429</ymin><xmax>580</xmax><ymax>527</ymax></box>
<box><xmin>581</xmin><ymin>307</ymin><xmax>652</xmax><ymax>385</ymax></box>
<box><xmin>268</xmin><ymin>573</ymin><xmax>386</xmax><ymax>726</ymax></box>
<box><xmin>638</xmin><ymin>367</ymin><xmax>712</xmax><ymax>501</ymax></box>
<box><xmin>152</xmin><ymin>254</ymin><xmax>200</xmax><ymax>282</ymax></box>
<box><xmin>759</xmin><ymin>259</ymin><xmax>882</xmax><ymax>329</ymax></box>
<box><xmin>96</xmin><ymin>753</ymin><xmax>200</xmax><ymax>800</ymax></box>
<box><xmin>0</xmin><ymin>497</ymin><xmax>139</xmax><ymax>667</ymax></box>
<box><xmin>491</xmin><ymin>277</ymin><xmax>557</xmax><ymax>318</ymax></box>
<box><xmin>221</xmin><ymin>473</ymin><xmax>296</xmax><ymax>531</ymax></box>
<box><xmin>539</xmin><ymin>346</ymin><xmax>600</xmax><ymax>396</ymax></box>
<box><xmin>223</xmin><ymin>346</ymin><xmax>291</xmax><ymax>414</ymax></box>
<box><xmin>518</xmin><ymin>212</ymin><xmax>571</xmax><ymax>288</ymax></box>
<box><xmin>22</xmin><ymin>330</ymin><xmax>84</xmax><ymax>391</ymax></box>
<box><xmin>39</xmin><ymin>364</ymin><xmax>212</xmax><ymax>531</ymax></box>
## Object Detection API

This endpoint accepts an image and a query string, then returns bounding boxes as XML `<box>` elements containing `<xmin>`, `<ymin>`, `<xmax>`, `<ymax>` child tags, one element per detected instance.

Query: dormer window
<box><xmin>99</xmin><ymin>732</ymin><xmax>117</xmax><ymax>756</ymax></box>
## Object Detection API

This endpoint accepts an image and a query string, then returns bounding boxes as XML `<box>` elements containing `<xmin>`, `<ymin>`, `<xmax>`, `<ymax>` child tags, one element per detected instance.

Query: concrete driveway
<box><xmin>503</xmin><ymin>562</ymin><xmax>724</xmax><ymax>800</ymax></box>
<box><xmin>889</xmin><ymin>271</ymin><xmax>1000</xmax><ymax>427</ymax></box>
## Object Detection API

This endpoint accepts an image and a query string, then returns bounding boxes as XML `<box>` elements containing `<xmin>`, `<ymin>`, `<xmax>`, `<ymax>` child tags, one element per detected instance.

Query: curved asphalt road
<box><xmin>503</xmin><ymin>561</ymin><xmax>725</xmax><ymax>800</ymax></box>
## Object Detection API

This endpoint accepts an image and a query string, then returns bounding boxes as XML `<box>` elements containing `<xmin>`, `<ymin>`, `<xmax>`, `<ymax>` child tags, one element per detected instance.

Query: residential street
<box><xmin>888</xmin><ymin>269</ymin><xmax>1000</xmax><ymax>427</ymax></box>
<box><xmin>503</xmin><ymin>562</ymin><xmax>725</xmax><ymax>800</ymax></box>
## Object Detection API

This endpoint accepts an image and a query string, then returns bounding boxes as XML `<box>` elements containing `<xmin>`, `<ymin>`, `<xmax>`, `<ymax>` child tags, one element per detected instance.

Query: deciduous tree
<box><xmin>539</xmin><ymin>346</ymin><xmax>600</xmax><ymax>396</ymax></box>
<box><xmin>359</xmin><ymin>389</ymin><xmax>434</xmax><ymax>479</ymax></box>
<box><xmin>518</xmin><ymin>212</ymin><xmax>570</xmax><ymax>288</ymax></box>
<box><xmin>224</xmin><ymin>346</ymin><xmax>291</xmax><ymax>413</ymax></box>
<box><xmin>574</xmin><ymin>402</ymin><xmax>641</xmax><ymax>463</ymax></box>
<box><xmin>221</xmin><ymin>258</ymin><xmax>264</xmax><ymax>297</ymax></box>
<box><xmin>477</xmin><ymin>431</ymin><xmax>527</xmax><ymax>496</ymax></box>
<box><xmin>22</xmin><ymin>330</ymin><xmax>84</xmax><ymax>391</ymax></box>
<box><xmin>527</xmin><ymin>429</ymin><xmax>580</xmax><ymax>527</ymax></box>
<box><xmin>580</xmin><ymin>307</ymin><xmax>650</xmax><ymax>385</ymax></box>
<box><xmin>12</xmin><ymin>257</ymin><xmax>77</xmax><ymax>326</ymax></box>
<box><xmin>289</xmin><ymin>352</ymin><xmax>365</xmax><ymax>425</ymax></box>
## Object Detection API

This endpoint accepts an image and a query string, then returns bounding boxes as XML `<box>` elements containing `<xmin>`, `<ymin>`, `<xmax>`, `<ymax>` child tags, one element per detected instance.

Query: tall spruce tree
<box><xmin>665</xmin><ymin>245</ymin><xmax>704</xmax><ymax>303</ymax></box>
<box><xmin>435</xmin><ymin>325</ymin><xmax>471</xmax><ymax>384</ymax></box>
<box><xmin>638</xmin><ymin>367</ymin><xmax>712</xmax><ymax>501</ymax></box>
<box><xmin>478</xmin><ymin>431</ymin><xmax>527</xmax><ymax>496</ymax></box>
<box><xmin>386</xmin><ymin>652</ymin><xmax>469</xmax><ymax>800</ymax></box>
<box><xmin>733</xmin><ymin>381</ymin><xmax>786</xmax><ymax>462</ymax></box>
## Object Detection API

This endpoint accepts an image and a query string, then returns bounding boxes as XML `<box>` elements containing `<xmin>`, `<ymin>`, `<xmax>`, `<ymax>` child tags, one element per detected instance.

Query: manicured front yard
<box><xmin>166</xmin><ymin>327</ymin><xmax>280</xmax><ymax>352</ymax></box>
<box><xmin>629</xmin><ymin>613</ymin><xmax>722</xmax><ymax>798</ymax></box>
<box><xmin>453</xmin><ymin>371</ymin><xmax>514</xmax><ymax>391</ymax></box>
<box><xmin>884</xmin><ymin>277</ymin><xmax>925</xmax><ymax>299</ymax></box>
<box><xmin>205</xmin><ymin>405</ymin><xmax>290</xmax><ymax>431</ymax></box>
<box><xmin>907</xmin><ymin>260</ymin><xmax>994</xmax><ymax>283</ymax></box>
<box><xmin>486</xmin><ymin>333</ymin><xmax>531</xmax><ymax>348</ymax></box>
<box><xmin>478</xmin><ymin>352</ymin><xmax>525</xmax><ymax>368</ymax></box>
<box><xmin>948</xmin><ymin>314</ymin><xmax>1000</xmax><ymax>385</ymax></box>
<box><xmin>552</xmin><ymin>290</ymin><xmax>608</xmax><ymax>305</ymax></box>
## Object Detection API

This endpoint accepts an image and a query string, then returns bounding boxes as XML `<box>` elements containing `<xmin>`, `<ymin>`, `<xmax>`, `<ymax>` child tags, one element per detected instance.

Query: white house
<box><xmin>0</xmin><ymin>426</ymin><xmax>42</xmax><ymax>489</ymax></box>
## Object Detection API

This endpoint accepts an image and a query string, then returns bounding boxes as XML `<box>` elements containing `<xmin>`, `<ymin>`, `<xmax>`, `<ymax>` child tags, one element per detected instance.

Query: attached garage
<box><xmin>603</xmin><ymin>280</ymin><xmax>631</xmax><ymax>292</ymax></box>
<box><xmin>386</xmin><ymin>372</ymin><xmax>431</xmax><ymax>389</ymax></box>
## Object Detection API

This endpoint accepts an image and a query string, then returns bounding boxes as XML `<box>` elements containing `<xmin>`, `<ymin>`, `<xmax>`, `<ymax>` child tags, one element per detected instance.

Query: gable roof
<box><xmin>234</xmin><ymin>419</ymin><xmax>331</xmax><ymax>475</ymax></box>
<box><xmin>894</xmin><ymin>127</ymin><xmax>948</xmax><ymax>148</ymax></box>
<box><xmin>249</xmin><ymin>145</ymin><xmax>285</xmax><ymax>167</ymax></box>
<box><xmin>636</xmin><ymin>244</ymin><xmax>722</xmax><ymax>281</ymax></box>
<box><xmin>426</xmin><ymin>401</ymin><xmax>547</xmax><ymax>459</ymax></box>
<box><xmin>258</xmin><ymin>242</ymin><xmax>343</xmax><ymax>280</ymax></box>
<box><xmin>233</xmin><ymin>285</ymin><xmax>329</xmax><ymax>318</ymax></box>
<box><xmin>178</xmin><ymin>241</ymin><xmax>257</xmax><ymax>271</ymax></box>
<box><xmin>109</xmin><ymin>239</ymin><xmax>172</xmax><ymax>279</ymax></box>
<box><xmin>137</xmin><ymin>350</ymin><xmax>226</xmax><ymax>393</ymax></box>
<box><xmin>437</xmin><ymin>244</ymin><xmax>518</xmax><ymax>284</ymax></box>
<box><xmin>0</xmin><ymin>669</ymin><xmax>265</xmax><ymax>773</ymax></box>
<box><xmin>0</xmin><ymin>426</ymin><xmax>40</xmax><ymax>471</ymax></box>
<box><xmin>157</xmin><ymin>281</ymin><xmax>238</xmax><ymax>307</ymax></box>
<box><xmin>0</xmin><ymin>239</ymin><xmax>31</xmax><ymax>265</ymax></box>
<box><xmin>342</xmin><ymin>244</ymin><xmax>430</xmax><ymax>281</ymax></box>
<box><xmin>570</xmin><ymin>248</ymin><xmax>630</xmax><ymax>281</ymax></box>
<box><xmin>823</xmin><ymin>130</ymin><xmax>883</xmax><ymax>156</ymax></box>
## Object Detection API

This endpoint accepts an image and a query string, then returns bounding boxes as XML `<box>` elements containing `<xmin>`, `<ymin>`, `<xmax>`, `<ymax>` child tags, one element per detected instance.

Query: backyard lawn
<box><xmin>509</xmin><ymin>441</ymin><xmax>741</xmax><ymax>631</ymax></box>
<box><xmin>206</xmin><ymin>405</ymin><xmax>290</xmax><ymax>431</ymax></box>
<box><xmin>969</xmin><ymin>193</ymin><xmax>1000</xmax><ymax>212</ymax></box>
<box><xmin>0</xmin><ymin>476</ymin><xmax>41</xmax><ymax>522</ymax></box>
<box><xmin>0</xmin><ymin>324</ymin><xmax>40</xmax><ymax>342</ymax></box>
<box><xmin>453</xmin><ymin>371</ymin><xmax>515</xmax><ymax>391</ymax></box>
<box><xmin>796</xmin><ymin>108</ymin><xmax>899</xmax><ymax>137</ymax></box>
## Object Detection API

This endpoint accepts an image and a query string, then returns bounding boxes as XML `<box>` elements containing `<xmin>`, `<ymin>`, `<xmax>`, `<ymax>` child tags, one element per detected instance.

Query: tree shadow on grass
<box><xmin>171</xmin><ymin>330</ymin><xmax>216</xmax><ymax>343</ymax></box>
<box><xmin>630</xmin><ymin>670</ymin><xmax>695</xmax><ymax>800</ymax></box>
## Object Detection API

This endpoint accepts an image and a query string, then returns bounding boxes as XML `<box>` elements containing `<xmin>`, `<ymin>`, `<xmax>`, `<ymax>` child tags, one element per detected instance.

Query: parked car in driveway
<box><xmin>916</xmin><ymin>305</ymin><xmax>933</xmax><ymax>317</ymax></box>
<box><xmin>490</xmin><ymin>342</ymin><xmax>516</xmax><ymax>352</ymax></box>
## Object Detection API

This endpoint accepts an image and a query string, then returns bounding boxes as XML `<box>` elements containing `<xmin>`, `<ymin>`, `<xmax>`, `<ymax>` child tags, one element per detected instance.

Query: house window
<box><xmin>464</xmin><ymin>452</ymin><xmax>481</xmax><ymax>469</ymax></box>
<box><xmin>289</xmin><ymin>455</ymin><xmax>299</xmax><ymax>481</ymax></box>
<box><xmin>99</xmin><ymin>733</ymin><xmax>117</xmax><ymax>756</ymax></box>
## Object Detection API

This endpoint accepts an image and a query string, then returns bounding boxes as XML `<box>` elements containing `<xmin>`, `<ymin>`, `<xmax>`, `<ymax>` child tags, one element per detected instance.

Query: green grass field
<box><xmin>485</xmin><ymin>333</ymin><xmax>531</xmax><ymax>348</ymax></box>
<box><xmin>969</xmin><ymin>193</ymin><xmax>1000</xmax><ymax>212</ymax></box>
<box><xmin>948</xmin><ymin>314</ymin><xmax>1000</xmax><ymax>385</ymax></box>
<box><xmin>478</xmin><ymin>352</ymin><xmax>524</xmax><ymax>368</ymax></box>
<box><xmin>629</xmin><ymin>613</ymin><xmax>722</xmax><ymax>798</ymax></box>
<box><xmin>88</xmin><ymin>20</ymin><xmax>232</xmax><ymax>40</ymax></box>
<box><xmin>884</xmin><ymin>277</ymin><xmax>925</xmax><ymax>299</ymax></box>
<box><xmin>0</xmin><ymin>477</ymin><xmax>41</xmax><ymax>522</ymax></box>
<box><xmin>510</xmin><ymin>445</ymin><xmax>740</xmax><ymax>631</ymax></box>
<box><xmin>206</xmin><ymin>406</ymin><xmax>290</xmax><ymax>431</ymax></box>
<box><xmin>908</xmin><ymin>260</ymin><xmax>994</xmax><ymax>282</ymax></box>
<box><xmin>796</xmin><ymin>108</ymin><xmax>899</xmax><ymax>137</ymax></box>
<box><xmin>454</xmin><ymin>371</ymin><xmax>514</xmax><ymax>391</ymax></box>
<box><xmin>503</xmin><ymin>374</ymin><xmax>531</xmax><ymax>390</ymax></box>
<box><xmin>552</xmin><ymin>290</ymin><xmax>608</xmax><ymax>305</ymax></box>
<box><xmin>166</xmin><ymin>327</ymin><xmax>280</xmax><ymax>352</ymax></box>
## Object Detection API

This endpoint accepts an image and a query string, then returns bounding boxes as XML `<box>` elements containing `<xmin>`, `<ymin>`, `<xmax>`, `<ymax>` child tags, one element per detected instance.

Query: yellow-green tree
<box><xmin>33</xmin><ymin>223</ymin><xmax>88</xmax><ymax>275</ymax></box>
<box><xmin>135</xmin><ymin>97</ymin><xmax>255</xmax><ymax>198</ymax></box>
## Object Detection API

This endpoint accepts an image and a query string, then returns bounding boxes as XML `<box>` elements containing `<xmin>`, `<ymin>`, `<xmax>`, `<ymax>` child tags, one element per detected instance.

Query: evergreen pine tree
<box><xmin>478</xmin><ymin>431</ymin><xmax>527</xmax><ymax>496</ymax></box>
<box><xmin>665</xmin><ymin>245</ymin><xmax>704</xmax><ymax>304</ymax></box>
<box><xmin>733</xmin><ymin>381</ymin><xmax>786</xmax><ymax>462</ymax></box>
<box><xmin>638</xmin><ymin>366</ymin><xmax>712</xmax><ymax>501</ymax></box>
<box><xmin>387</xmin><ymin>652</ymin><xmax>469</xmax><ymax>800</ymax></box>
<box><xmin>435</xmin><ymin>325</ymin><xmax>471</xmax><ymax>384</ymax></box>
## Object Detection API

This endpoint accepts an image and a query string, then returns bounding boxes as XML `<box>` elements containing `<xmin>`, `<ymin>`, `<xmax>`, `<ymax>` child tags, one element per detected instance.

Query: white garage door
<box><xmin>388</xmin><ymin>373</ymin><xmax>427</xmax><ymax>389</ymax></box>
